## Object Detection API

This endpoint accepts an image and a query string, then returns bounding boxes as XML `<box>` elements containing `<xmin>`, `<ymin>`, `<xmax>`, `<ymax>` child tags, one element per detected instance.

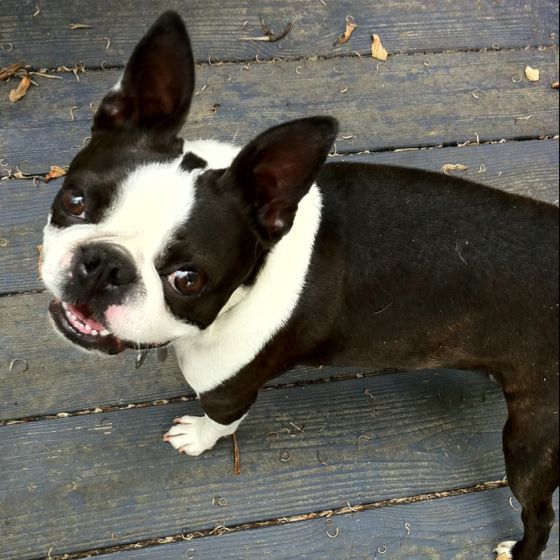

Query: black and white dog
<box><xmin>41</xmin><ymin>12</ymin><xmax>558</xmax><ymax>559</ymax></box>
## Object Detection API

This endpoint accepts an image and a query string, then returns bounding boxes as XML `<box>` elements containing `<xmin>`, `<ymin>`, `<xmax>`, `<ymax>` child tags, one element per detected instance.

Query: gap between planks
<box><xmin>11</xmin><ymin>42</ymin><xmax>559</xmax><ymax>75</ymax></box>
<box><xmin>38</xmin><ymin>480</ymin><xmax>508</xmax><ymax>560</ymax></box>
<box><xmin>0</xmin><ymin>368</ymin><xmax>393</xmax><ymax>426</ymax></box>
<box><xmin>2</xmin><ymin>135</ymin><xmax>558</xmax><ymax>185</ymax></box>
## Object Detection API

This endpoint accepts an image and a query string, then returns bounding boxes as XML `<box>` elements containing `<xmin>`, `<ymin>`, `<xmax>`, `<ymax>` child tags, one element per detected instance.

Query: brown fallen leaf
<box><xmin>336</xmin><ymin>16</ymin><xmax>358</xmax><ymax>46</ymax></box>
<box><xmin>44</xmin><ymin>165</ymin><xmax>67</xmax><ymax>182</ymax></box>
<box><xmin>371</xmin><ymin>34</ymin><xmax>389</xmax><ymax>61</ymax></box>
<box><xmin>524</xmin><ymin>65</ymin><xmax>540</xmax><ymax>82</ymax></box>
<box><xmin>8</xmin><ymin>75</ymin><xmax>31</xmax><ymax>103</ymax></box>
<box><xmin>0</xmin><ymin>62</ymin><xmax>21</xmax><ymax>81</ymax></box>
<box><xmin>552</xmin><ymin>81</ymin><xmax>559</xmax><ymax>90</ymax></box>
<box><xmin>496</xmin><ymin>554</ymin><xmax>509</xmax><ymax>560</ymax></box>
<box><xmin>442</xmin><ymin>163</ymin><xmax>468</xmax><ymax>174</ymax></box>
<box><xmin>70</xmin><ymin>23</ymin><xmax>92</xmax><ymax>30</ymax></box>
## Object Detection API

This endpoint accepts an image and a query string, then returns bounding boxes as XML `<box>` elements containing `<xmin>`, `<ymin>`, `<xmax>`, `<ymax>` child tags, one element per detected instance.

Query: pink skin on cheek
<box><xmin>105</xmin><ymin>305</ymin><xmax>127</xmax><ymax>330</ymax></box>
<box><xmin>60</xmin><ymin>252</ymin><xmax>73</xmax><ymax>269</ymax></box>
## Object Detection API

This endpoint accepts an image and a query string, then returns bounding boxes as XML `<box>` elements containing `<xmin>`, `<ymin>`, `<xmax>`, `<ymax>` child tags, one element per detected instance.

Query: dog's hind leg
<box><xmin>497</xmin><ymin>384</ymin><xmax>559</xmax><ymax>560</ymax></box>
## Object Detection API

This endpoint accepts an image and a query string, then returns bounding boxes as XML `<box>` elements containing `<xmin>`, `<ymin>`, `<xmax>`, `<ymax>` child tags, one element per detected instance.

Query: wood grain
<box><xmin>0</xmin><ymin>0</ymin><xmax>557</xmax><ymax>68</ymax></box>
<box><xmin>91</xmin><ymin>488</ymin><xmax>560</xmax><ymax>560</ymax></box>
<box><xmin>0</xmin><ymin>288</ymin><xmax>361</xmax><ymax>420</ymax></box>
<box><xmin>1</xmin><ymin>139</ymin><xmax>557</xmax><ymax>297</ymax></box>
<box><xmin>1</xmin><ymin>49</ymin><xmax>558</xmax><ymax>172</ymax></box>
<box><xmin>0</xmin><ymin>371</ymin><xmax>508</xmax><ymax>559</ymax></box>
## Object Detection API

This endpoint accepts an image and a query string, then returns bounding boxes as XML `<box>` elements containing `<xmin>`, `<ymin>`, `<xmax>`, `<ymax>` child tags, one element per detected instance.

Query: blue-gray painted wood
<box><xmin>0</xmin><ymin>140</ymin><xmax>558</xmax><ymax>297</ymax></box>
<box><xmin>91</xmin><ymin>488</ymin><xmax>560</xmax><ymax>560</ymax></box>
<box><xmin>0</xmin><ymin>288</ymin><xmax>361</xmax><ymax>419</ymax></box>
<box><xmin>1</xmin><ymin>49</ymin><xmax>558</xmax><ymax>173</ymax></box>
<box><xmin>0</xmin><ymin>371</ymin><xmax>508</xmax><ymax>559</ymax></box>
<box><xmin>0</xmin><ymin>0</ymin><xmax>557</xmax><ymax>68</ymax></box>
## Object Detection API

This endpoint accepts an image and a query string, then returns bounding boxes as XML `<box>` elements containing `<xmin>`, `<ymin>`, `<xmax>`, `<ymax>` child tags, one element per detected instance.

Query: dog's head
<box><xmin>41</xmin><ymin>11</ymin><xmax>337</xmax><ymax>355</ymax></box>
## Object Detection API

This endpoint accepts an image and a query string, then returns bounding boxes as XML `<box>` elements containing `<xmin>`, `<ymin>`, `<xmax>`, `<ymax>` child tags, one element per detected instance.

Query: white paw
<box><xmin>163</xmin><ymin>414</ymin><xmax>241</xmax><ymax>457</ymax></box>
<box><xmin>494</xmin><ymin>541</ymin><xmax>517</xmax><ymax>559</ymax></box>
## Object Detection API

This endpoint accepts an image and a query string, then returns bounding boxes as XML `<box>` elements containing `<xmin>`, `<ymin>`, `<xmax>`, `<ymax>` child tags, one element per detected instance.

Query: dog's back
<box><xmin>305</xmin><ymin>162</ymin><xmax>559</xmax><ymax>381</ymax></box>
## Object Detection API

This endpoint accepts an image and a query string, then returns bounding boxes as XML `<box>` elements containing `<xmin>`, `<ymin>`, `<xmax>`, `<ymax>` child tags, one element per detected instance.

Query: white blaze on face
<box><xmin>42</xmin><ymin>160</ymin><xmax>201</xmax><ymax>345</ymax></box>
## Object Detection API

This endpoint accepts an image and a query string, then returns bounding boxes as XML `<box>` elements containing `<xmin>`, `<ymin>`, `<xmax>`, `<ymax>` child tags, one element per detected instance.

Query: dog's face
<box><xmin>41</xmin><ymin>11</ymin><xmax>337</xmax><ymax>355</ymax></box>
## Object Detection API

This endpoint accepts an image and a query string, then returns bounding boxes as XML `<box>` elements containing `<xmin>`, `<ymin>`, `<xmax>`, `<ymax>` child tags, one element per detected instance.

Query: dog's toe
<box><xmin>494</xmin><ymin>541</ymin><xmax>517</xmax><ymax>560</ymax></box>
<box><xmin>164</xmin><ymin>415</ymin><xmax>218</xmax><ymax>456</ymax></box>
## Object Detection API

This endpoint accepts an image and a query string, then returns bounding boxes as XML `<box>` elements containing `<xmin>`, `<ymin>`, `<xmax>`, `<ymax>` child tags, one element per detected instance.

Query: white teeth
<box><xmin>84</xmin><ymin>324</ymin><xmax>92</xmax><ymax>332</ymax></box>
<box><xmin>62</xmin><ymin>302</ymin><xmax>69</xmax><ymax>310</ymax></box>
<box><xmin>100</xmin><ymin>329</ymin><xmax>110</xmax><ymax>336</ymax></box>
<box><xmin>91</xmin><ymin>330</ymin><xmax>98</xmax><ymax>336</ymax></box>
<box><xmin>69</xmin><ymin>313</ymin><xmax>77</xmax><ymax>320</ymax></box>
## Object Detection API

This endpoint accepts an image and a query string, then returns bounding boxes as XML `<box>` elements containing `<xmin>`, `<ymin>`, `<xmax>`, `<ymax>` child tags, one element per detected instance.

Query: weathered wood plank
<box><xmin>1</xmin><ymin>49</ymin><xmax>558</xmax><ymax>172</ymax></box>
<box><xmin>0</xmin><ymin>0</ymin><xmax>557</xmax><ymax>68</ymax></box>
<box><xmin>0</xmin><ymin>291</ymin><xmax>363</xmax><ymax>421</ymax></box>
<box><xmin>0</xmin><ymin>371</ymin><xmax>508</xmax><ymax>559</ymax></box>
<box><xmin>1</xmin><ymin>139</ymin><xmax>557</xmax><ymax>298</ymax></box>
<box><xmin>92</xmin><ymin>488</ymin><xmax>560</xmax><ymax>560</ymax></box>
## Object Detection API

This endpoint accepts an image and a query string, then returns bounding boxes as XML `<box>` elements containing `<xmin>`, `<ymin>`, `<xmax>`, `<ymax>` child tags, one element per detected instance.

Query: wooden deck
<box><xmin>0</xmin><ymin>1</ymin><xmax>558</xmax><ymax>558</ymax></box>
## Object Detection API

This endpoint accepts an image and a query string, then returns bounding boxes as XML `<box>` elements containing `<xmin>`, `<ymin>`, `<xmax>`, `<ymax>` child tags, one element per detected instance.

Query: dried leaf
<box><xmin>552</xmin><ymin>81</ymin><xmax>559</xmax><ymax>90</ymax></box>
<box><xmin>8</xmin><ymin>75</ymin><xmax>31</xmax><ymax>103</ymax></box>
<box><xmin>442</xmin><ymin>163</ymin><xmax>468</xmax><ymax>174</ymax></box>
<box><xmin>336</xmin><ymin>17</ymin><xmax>358</xmax><ymax>45</ymax></box>
<box><xmin>45</xmin><ymin>165</ymin><xmax>67</xmax><ymax>183</ymax></box>
<box><xmin>524</xmin><ymin>65</ymin><xmax>540</xmax><ymax>82</ymax></box>
<box><xmin>70</xmin><ymin>23</ymin><xmax>92</xmax><ymax>30</ymax></box>
<box><xmin>371</xmin><ymin>34</ymin><xmax>388</xmax><ymax>61</ymax></box>
<box><xmin>0</xmin><ymin>62</ymin><xmax>21</xmax><ymax>81</ymax></box>
<box><xmin>496</xmin><ymin>555</ymin><xmax>509</xmax><ymax>560</ymax></box>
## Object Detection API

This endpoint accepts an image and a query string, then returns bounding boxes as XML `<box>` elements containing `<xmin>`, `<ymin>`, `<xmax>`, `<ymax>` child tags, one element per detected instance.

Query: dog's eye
<box><xmin>168</xmin><ymin>268</ymin><xmax>206</xmax><ymax>296</ymax></box>
<box><xmin>61</xmin><ymin>189</ymin><xmax>86</xmax><ymax>218</ymax></box>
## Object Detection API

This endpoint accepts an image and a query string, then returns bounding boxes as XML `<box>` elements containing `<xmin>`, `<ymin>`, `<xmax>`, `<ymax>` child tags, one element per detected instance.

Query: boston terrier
<box><xmin>41</xmin><ymin>11</ymin><xmax>558</xmax><ymax>560</ymax></box>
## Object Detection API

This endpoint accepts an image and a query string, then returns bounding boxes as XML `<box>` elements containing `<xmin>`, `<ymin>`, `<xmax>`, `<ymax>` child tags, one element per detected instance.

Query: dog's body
<box><xmin>41</xmin><ymin>12</ymin><xmax>559</xmax><ymax>559</ymax></box>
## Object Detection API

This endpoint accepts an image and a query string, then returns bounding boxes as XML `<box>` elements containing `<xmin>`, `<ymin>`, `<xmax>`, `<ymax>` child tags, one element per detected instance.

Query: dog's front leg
<box><xmin>163</xmin><ymin>370</ymin><xmax>259</xmax><ymax>456</ymax></box>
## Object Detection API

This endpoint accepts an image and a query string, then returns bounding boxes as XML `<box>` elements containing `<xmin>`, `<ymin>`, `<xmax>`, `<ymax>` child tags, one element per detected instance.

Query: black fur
<box><xmin>45</xmin><ymin>12</ymin><xmax>560</xmax><ymax>559</ymax></box>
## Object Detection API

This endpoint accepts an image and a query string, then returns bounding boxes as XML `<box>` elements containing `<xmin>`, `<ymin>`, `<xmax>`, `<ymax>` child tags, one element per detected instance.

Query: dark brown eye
<box><xmin>61</xmin><ymin>189</ymin><xmax>86</xmax><ymax>218</ymax></box>
<box><xmin>168</xmin><ymin>268</ymin><xmax>206</xmax><ymax>296</ymax></box>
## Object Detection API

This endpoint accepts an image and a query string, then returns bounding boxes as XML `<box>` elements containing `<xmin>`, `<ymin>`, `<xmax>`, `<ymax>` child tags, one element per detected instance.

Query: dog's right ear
<box><xmin>93</xmin><ymin>11</ymin><xmax>194</xmax><ymax>136</ymax></box>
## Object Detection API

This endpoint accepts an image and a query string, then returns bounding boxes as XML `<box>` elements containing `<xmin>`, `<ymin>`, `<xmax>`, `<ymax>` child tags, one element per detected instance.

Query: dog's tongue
<box><xmin>67</xmin><ymin>303</ymin><xmax>106</xmax><ymax>332</ymax></box>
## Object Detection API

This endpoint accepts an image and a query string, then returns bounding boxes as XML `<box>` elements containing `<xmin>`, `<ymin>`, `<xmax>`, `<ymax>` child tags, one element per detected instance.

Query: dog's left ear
<box><xmin>225</xmin><ymin>117</ymin><xmax>338</xmax><ymax>244</ymax></box>
<box><xmin>93</xmin><ymin>11</ymin><xmax>194</xmax><ymax>136</ymax></box>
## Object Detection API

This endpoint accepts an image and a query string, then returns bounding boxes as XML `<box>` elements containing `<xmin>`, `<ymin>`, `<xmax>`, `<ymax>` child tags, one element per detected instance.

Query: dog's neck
<box><xmin>174</xmin><ymin>182</ymin><xmax>323</xmax><ymax>394</ymax></box>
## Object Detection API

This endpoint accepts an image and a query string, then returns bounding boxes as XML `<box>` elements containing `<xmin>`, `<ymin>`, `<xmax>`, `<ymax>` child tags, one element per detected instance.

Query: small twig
<box><xmin>232</xmin><ymin>433</ymin><xmax>241</xmax><ymax>475</ymax></box>
<box><xmin>239</xmin><ymin>19</ymin><xmax>292</xmax><ymax>42</ymax></box>
<box><xmin>0</xmin><ymin>63</ymin><xmax>22</xmax><ymax>81</ymax></box>
<box><xmin>29</xmin><ymin>71</ymin><xmax>63</xmax><ymax>80</ymax></box>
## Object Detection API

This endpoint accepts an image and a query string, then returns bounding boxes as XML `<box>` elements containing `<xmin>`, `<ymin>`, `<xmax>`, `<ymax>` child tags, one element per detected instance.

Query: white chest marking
<box><xmin>174</xmin><ymin>185</ymin><xmax>323</xmax><ymax>394</ymax></box>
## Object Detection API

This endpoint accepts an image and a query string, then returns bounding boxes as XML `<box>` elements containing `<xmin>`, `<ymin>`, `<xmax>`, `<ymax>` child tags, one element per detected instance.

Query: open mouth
<box><xmin>49</xmin><ymin>299</ymin><xmax>128</xmax><ymax>354</ymax></box>
<box><xmin>49</xmin><ymin>299</ymin><xmax>171</xmax><ymax>355</ymax></box>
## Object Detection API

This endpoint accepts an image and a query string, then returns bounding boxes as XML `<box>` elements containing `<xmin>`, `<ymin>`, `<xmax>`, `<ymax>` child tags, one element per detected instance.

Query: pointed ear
<box><xmin>225</xmin><ymin>117</ymin><xmax>338</xmax><ymax>244</ymax></box>
<box><xmin>93</xmin><ymin>11</ymin><xmax>195</xmax><ymax>135</ymax></box>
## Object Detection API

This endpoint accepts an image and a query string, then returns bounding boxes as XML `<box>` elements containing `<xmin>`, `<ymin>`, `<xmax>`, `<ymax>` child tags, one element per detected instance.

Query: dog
<box><xmin>41</xmin><ymin>11</ymin><xmax>558</xmax><ymax>559</ymax></box>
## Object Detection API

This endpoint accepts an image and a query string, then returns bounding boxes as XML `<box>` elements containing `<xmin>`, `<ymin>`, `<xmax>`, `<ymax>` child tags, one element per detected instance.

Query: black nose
<box><xmin>76</xmin><ymin>243</ymin><xmax>137</xmax><ymax>298</ymax></box>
